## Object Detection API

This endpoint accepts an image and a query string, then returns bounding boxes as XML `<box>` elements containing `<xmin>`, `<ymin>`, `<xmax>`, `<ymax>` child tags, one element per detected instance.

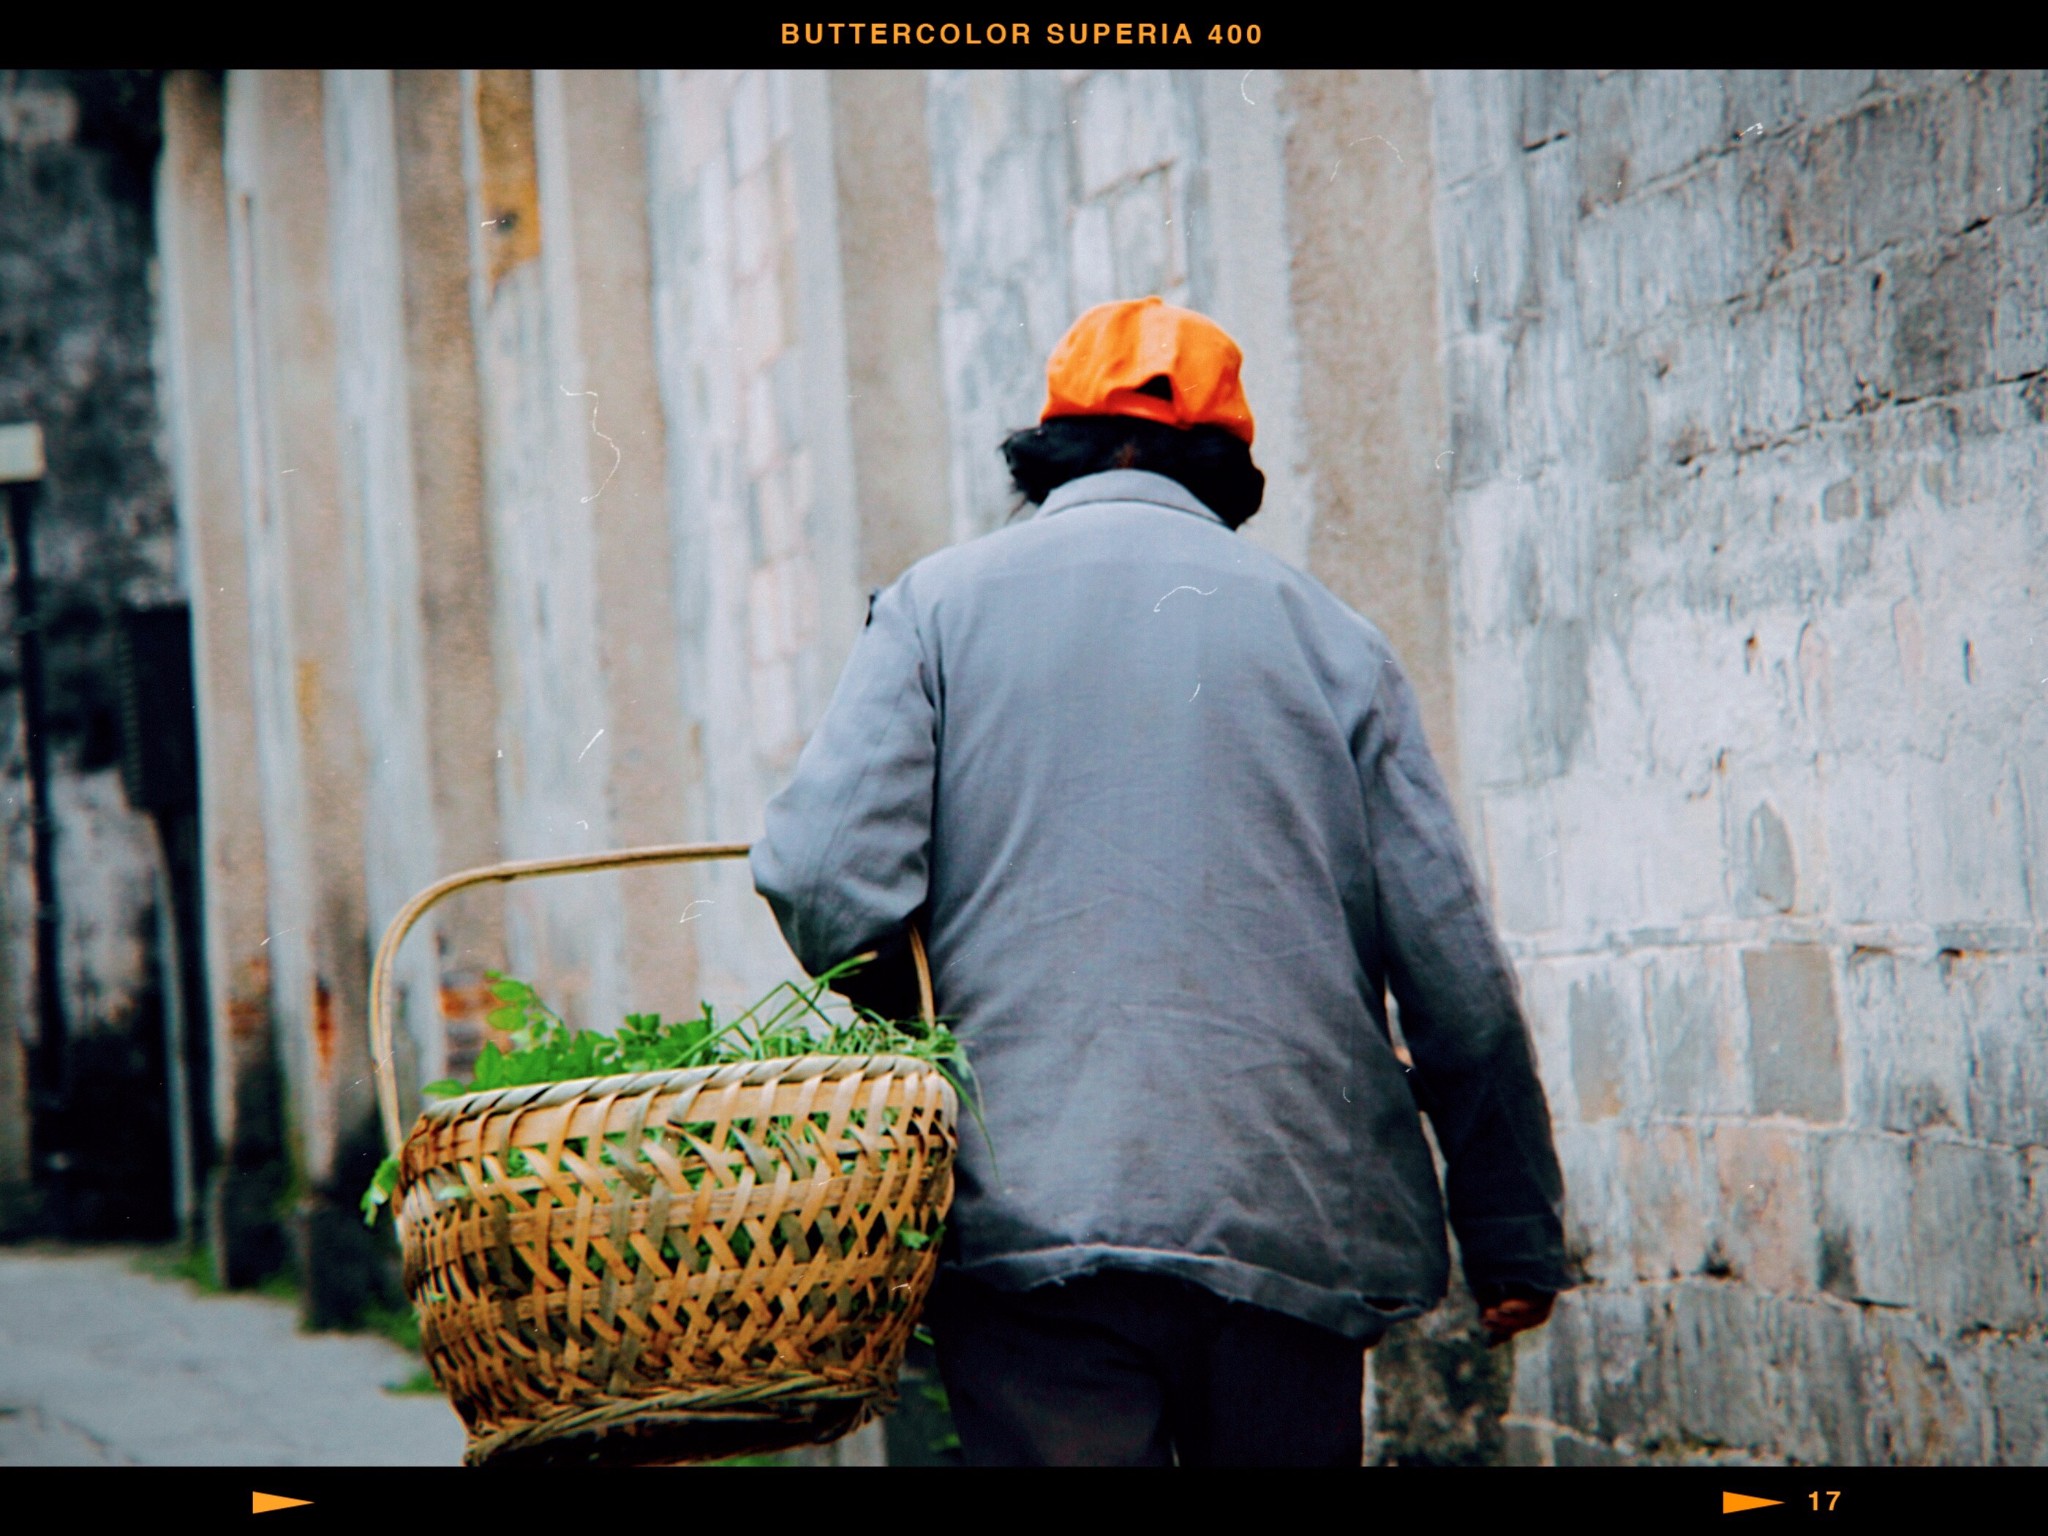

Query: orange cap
<box><xmin>1040</xmin><ymin>296</ymin><xmax>1256</xmax><ymax>445</ymax></box>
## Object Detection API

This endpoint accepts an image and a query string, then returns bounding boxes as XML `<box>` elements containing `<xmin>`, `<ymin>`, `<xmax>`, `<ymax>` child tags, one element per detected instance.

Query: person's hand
<box><xmin>1473</xmin><ymin>1285</ymin><xmax>1555</xmax><ymax>1347</ymax></box>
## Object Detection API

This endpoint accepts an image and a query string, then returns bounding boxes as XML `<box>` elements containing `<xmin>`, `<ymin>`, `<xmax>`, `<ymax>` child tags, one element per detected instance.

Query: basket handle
<box><xmin>366</xmin><ymin>841</ymin><xmax>935</xmax><ymax>1156</ymax></box>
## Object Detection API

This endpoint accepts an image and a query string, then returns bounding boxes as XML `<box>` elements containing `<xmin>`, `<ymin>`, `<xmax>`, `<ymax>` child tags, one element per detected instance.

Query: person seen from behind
<box><xmin>752</xmin><ymin>296</ymin><xmax>1572</xmax><ymax>1467</ymax></box>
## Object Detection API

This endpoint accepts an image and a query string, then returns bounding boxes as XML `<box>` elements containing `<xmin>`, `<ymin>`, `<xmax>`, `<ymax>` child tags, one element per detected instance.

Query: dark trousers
<box><xmin>924</xmin><ymin>1268</ymin><xmax>1372</xmax><ymax>1467</ymax></box>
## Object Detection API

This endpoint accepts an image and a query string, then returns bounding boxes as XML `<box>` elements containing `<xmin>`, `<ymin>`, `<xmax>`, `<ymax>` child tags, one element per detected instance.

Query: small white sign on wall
<box><xmin>0</xmin><ymin>421</ymin><xmax>46</xmax><ymax>484</ymax></box>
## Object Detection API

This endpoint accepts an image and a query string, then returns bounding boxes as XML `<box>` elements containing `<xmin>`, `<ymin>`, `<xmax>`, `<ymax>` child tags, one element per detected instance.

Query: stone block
<box><xmin>1728</xmin><ymin>286</ymin><xmax>1807</xmax><ymax>447</ymax></box>
<box><xmin>1719</xmin><ymin>71</ymin><xmax>1800</xmax><ymax>140</ymax></box>
<box><xmin>1436</xmin><ymin>169</ymin><xmax>1529</xmax><ymax>340</ymax></box>
<box><xmin>1744</xmin><ymin>945</ymin><xmax>1844</xmax><ymax>1122</ymax></box>
<box><xmin>1794</xmin><ymin>70</ymin><xmax>1879</xmax><ymax>122</ymax></box>
<box><xmin>1069</xmin><ymin>69</ymin><xmax>1180</xmax><ymax>198</ymax></box>
<box><xmin>1705</xmin><ymin>1122</ymin><xmax>1818</xmax><ymax>1294</ymax></box>
<box><xmin>1938</xmin><ymin>69</ymin><xmax>2042</xmax><ymax>234</ymax></box>
<box><xmin>1509</xmin><ymin>956</ymin><xmax>1577</xmax><ymax>1122</ymax></box>
<box><xmin>1646</xmin><ymin>947</ymin><xmax>1747</xmax><ymax>1115</ymax></box>
<box><xmin>1841</xmin><ymin>948</ymin><xmax>1969</xmax><ymax>1136</ymax></box>
<box><xmin>1908</xmin><ymin>746</ymin><xmax>2035</xmax><ymax>927</ymax></box>
<box><xmin>742</xmin><ymin>367</ymin><xmax>778</xmax><ymax>476</ymax></box>
<box><xmin>1812</xmin><ymin>1129</ymin><xmax>1916</xmax><ymax>1306</ymax></box>
<box><xmin>1760</xmin><ymin>1295</ymin><xmax>1870</xmax><ymax>1463</ymax></box>
<box><xmin>1953</xmin><ymin>954</ymin><xmax>2048</xmax><ymax>1148</ymax></box>
<box><xmin>1990</xmin><ymin>213</ymin><xmax>2048</xmax><ymax>380</ymax></box>
<box><xmin>1553</xmin><ymin>1120</ymin><xmax>1632</xmax><ymax>1285</ymax></box>
<box><xmin>1983</xmin><ymin>1336</ymin><xmax>2048</xmax><ymax>1465</ymax></box>
<box><xmin>1575</xmin><ymin>72</ymin><xmax>1635</xmax><ymax>211</ymax></box>
<box><xmin>1641</xmin><ymin>314</ymin><xmax>1731</xmax><ymax>467</ymax></box>
<box><xmin>1444</xmin><ymin>332</ymin><xmax>1510</xmax><ymax>489</ymax></box>
<box><xmin>1065</xmin><ymin>198</ymin><xmax>1115</xmax><ymax>313</ymax></box>
<box><xmin>1567</xmin><ymin>971</ymin><xmax>1634</xmax><ymax>1122</ymax></box>
<box><xmin>1857</xmin><ymin>1307</ymin><xmax>1988</xmax><ymax>1463</ymax></box>
<box><xmin>1738</xmin><ymin>799</ymin><xmax>1796</xmax><ymax>914</ymax></box>
<box><xmin>1621</xmin><ymin>70</ymin><xmax>1731</xmax><ymax>187</ymax></box>
<box><xmin>1518</xmin><ymin>69</ymin><xmax>1578</xmax><ymax>149</ymax></box>
<box><xmin>1819</xmin><ymin>91</ymin><xmax>1943</xmax><ymax>264</ymax></box>
<box><xmin>1909</xmin><ymin>1139</ymin><xmax>2035</xmax><ymax>1336</ymax></box>
<box><xmin>1579</xmin><ymin>1284</ymin><xmax>1672</xmax><ymax>1448</ymax></box>
<box><xmin>1428</xmin><ymin>69</ymin><xmax>1518</xmax><ymax>189</ymax></box>
<box><xmin>1820</xmin><ymin>752</ymin><xmax>1917</xmax><ymax>923</ymax></box>
<box><xmin>726</xmin><ymin>70</ymin><xmax>772</xmax><ymax>180</ymax></box>
<box><xmin>1668</xmin><ymin>1282</ymin><xmax>1773</xmax><ymax>1451</ymax></box>
<box><xmin>1478</xmin><ymin>784</ymin><xmax>1560</xmax><ymax>934</ymax></box>
<box><xmin>1882</xmin><ymin>231</ymin><xmax>1996</xmax><ymax>402</ymax></box>
<box><xmin>1106</xmin><ymin>170</ymin><xmax>1178</xmax><ymax>298</ymax></box>
<box><xmin>1619</xmin><ymin>1123</ymin><xmax>1710</xmax><ymax>1282</ymax></box>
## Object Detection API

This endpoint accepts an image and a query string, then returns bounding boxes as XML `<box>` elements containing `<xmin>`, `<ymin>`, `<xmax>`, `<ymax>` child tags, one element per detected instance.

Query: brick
<box><xmin>1909</xmin><ymin>1140</ymin><xmax>2036</xmax><ymax>1336</ymax></box>
<box><xmin>1744</xmin><ymin>945</ymin><xmax>1845</xmax><ymax>1121</ymax></box>
<box><xmin>1645</xmin><ymin>947</ymin><xmax>1747</xmax><ymax>1115</ymax></box>
<box><xmin>1739</xmin><ymin>799</ymin><xmax>1797</xmax><ymax>913</ymax></box>
<box><xmin>1705</xmin><ymin>1122</ymin><xmax>1818</xmax><ymax>1294</ymax></box>
<box><xmin>1812</xmin><ymin>1130</ymin><xmax>1915</xmax><ymax>1306</ymax></box>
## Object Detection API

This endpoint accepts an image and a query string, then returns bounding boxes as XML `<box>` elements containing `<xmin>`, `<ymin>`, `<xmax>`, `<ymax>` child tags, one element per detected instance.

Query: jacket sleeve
<box><xmin>1356</xmin><ymin>652</ymin><xmax>1575</xmax><ymax>1296</ymax></box>
<box><xmin>751</xmin><ymin>576</ymin><xmax>937</xmax><ymax>990</ymax></box>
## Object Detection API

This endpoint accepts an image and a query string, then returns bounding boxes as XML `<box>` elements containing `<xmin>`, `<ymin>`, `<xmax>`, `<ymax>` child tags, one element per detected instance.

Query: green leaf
<box><xmin>420</xmin><ymin>1079</ymin><xmax>465</xmax><ymax>1100</ymax></box>
<box><xmin>359</xmin><ymin>1154</ymin><xmax>400</xmax><ymax>1227</ymax></box>
<box><xmin>896</xmin><ymin>1227</ymin><xmax>932</xmax><ymax>1250</ymax></box>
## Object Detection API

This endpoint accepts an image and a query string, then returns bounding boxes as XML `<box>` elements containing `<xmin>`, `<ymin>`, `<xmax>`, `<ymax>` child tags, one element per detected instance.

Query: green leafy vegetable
<box><xmin>361</xmin><ymin>954</ymin><xmax>980</xmax><ymax>1227</ymax></box>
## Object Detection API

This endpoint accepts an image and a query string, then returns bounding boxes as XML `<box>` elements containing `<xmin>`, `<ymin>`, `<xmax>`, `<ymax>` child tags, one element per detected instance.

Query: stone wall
<box><xmin>1429</xmin><ymin>68</ymin><xmax>2048</xmax><ymax>1465</ymax></box>
<box><xmin>0</xmin><ymin>69</ymin><xmax>185</xmax><ymax>1237</ymax></box>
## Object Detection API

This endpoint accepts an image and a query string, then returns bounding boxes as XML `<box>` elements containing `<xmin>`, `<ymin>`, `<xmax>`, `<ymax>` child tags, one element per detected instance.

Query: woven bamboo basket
<box><xmin>367</xmin><ymin>842</ymin><xmax>957</xmax><ymax>1467</ymax></box>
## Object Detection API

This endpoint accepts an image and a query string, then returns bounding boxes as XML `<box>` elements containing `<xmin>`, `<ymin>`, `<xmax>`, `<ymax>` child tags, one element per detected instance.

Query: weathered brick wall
<box><xmin>1429</xmin><ymin>68</ymin><xmax>2048</xmax><ymax>1464</ymax></box>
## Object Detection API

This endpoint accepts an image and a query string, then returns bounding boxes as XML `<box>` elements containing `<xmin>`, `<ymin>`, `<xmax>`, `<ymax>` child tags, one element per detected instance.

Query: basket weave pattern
<box><xmin>394</xmin><ymin>1052</ymin><xmax>956</xmax><ymax>1466</ymax></box>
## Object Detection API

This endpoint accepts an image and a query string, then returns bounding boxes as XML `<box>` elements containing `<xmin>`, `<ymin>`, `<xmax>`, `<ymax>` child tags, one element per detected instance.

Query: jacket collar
<box><xmin>1034</xmin><ymin>469</ymin><xmax>1228</xmax><ymax>528</ymax></box>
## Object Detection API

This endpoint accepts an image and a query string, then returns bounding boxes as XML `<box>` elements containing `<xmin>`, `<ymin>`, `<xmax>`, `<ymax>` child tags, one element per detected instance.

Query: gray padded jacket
<box><xmin>751</xmin><ymin>469</ymin><xmax>1570</xmax><ymax>1338</ymax></box>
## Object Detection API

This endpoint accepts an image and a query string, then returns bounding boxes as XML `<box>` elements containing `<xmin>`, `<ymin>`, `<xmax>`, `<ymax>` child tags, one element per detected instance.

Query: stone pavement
<box><xmin>0</xmin><ymin>1245</ymin><xmax>467</xmax><ymax>1465</ymax></box>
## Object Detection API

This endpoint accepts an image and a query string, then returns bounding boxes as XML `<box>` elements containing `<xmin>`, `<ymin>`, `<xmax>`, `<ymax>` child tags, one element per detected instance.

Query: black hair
<box><xmin>999</xmin><ymin>398</ymin><xmax>1265</xmax><ymax>530</ymax></box>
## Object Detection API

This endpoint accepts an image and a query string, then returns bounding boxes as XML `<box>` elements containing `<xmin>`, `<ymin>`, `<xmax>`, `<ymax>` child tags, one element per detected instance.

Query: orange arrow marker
<box><xmin>1722</xmin><ymin>1492</ymin><xmax>1783</xmax><ymax>1515</ymax></box>
<box><xmin>253</xmin><ymin>1493</ymin><xmax>313</xmax><ymax>1514</ymax></box>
